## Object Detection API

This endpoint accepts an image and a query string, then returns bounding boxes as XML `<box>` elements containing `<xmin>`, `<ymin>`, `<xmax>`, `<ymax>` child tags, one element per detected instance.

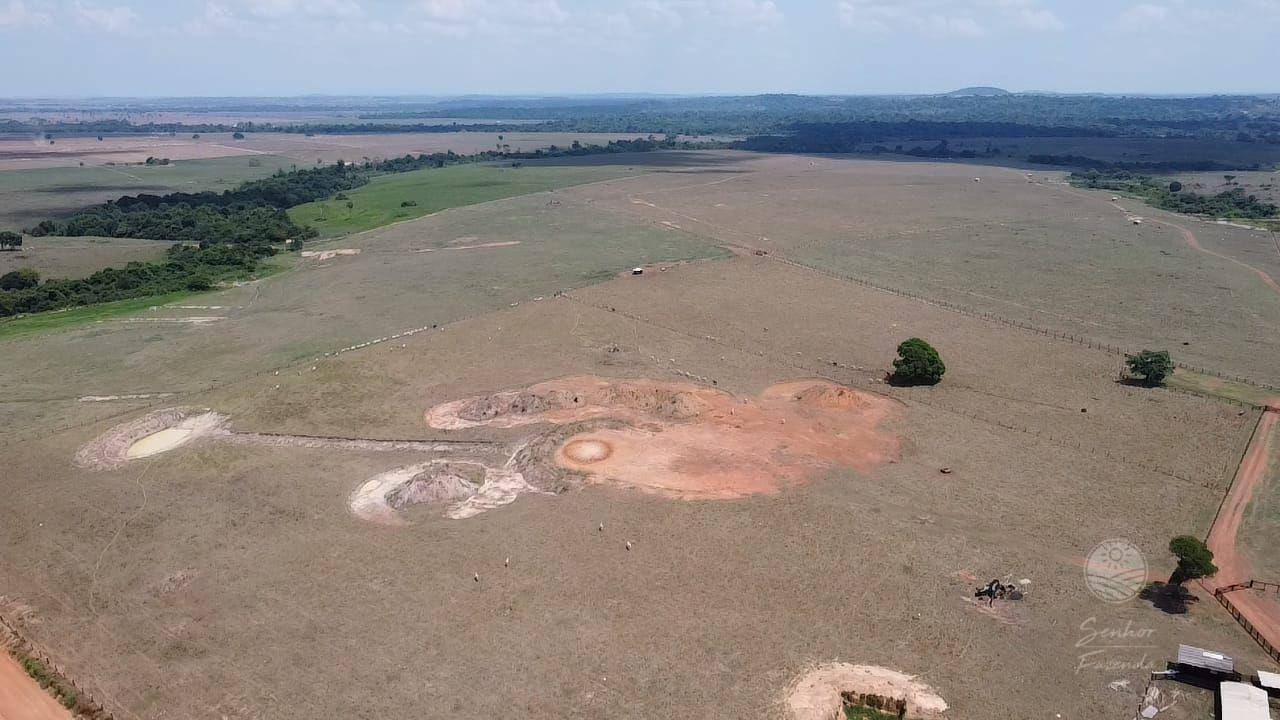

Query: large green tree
<box><xmin>0</xmin><ymin>268</ymin><xmax>39</xmax><ymax>291</ymax></box>
<box><xmin>1168</xmin><ymin>536</ymin><xmax>1217</xmax><ymax>585</ymax></box>
<box><xmin>1125</xmin><ymin>350</ymin><xmax>1173</xmax><ymax>387</ymax></box>
<box><xmin>890</xmin><ymin>338</ymin><xmax>946</xmax><ymax>386</ymax></box>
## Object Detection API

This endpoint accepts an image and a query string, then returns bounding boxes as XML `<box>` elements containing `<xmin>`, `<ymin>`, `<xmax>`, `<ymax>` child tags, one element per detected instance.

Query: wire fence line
<box><xmin>759</xmin><ymin>253</ymin><xmax>1280</xmax><ymax>395</ymax></box>
<box><xmin>560</xmin><ymin>293</ymin><xmax>1218</xmax><ymax>486</ymax></box>
<box><xmin>1212</xmin><ymin>584</ymin><xmax>1280</xmax><ymax>663</ymax></box>
<box><xmin>0</xmin><ymin>611</ymin><xmax>118</xmax><ymax>720</ymax></box>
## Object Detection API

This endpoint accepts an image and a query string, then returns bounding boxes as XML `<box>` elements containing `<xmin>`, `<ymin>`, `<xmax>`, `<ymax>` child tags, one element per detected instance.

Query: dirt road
<box><xmin>1146</xmin><ymin>215</ymin><xmax>1280</xmax><ymax>298</ymax></box>
<box><xmin>1040</xmin><ymin>179</ymin><xmax>1280</xmax><ymax>299</ymax></box>
<box><xmin>1205</xmin><ymin>408</ymin><xmax>1280</xmax><ymax>654</ymax></box>
<box><xmin>0</xmin><ymin>652</ymin><xmax>72</xmax><ymax>720</ymax></box>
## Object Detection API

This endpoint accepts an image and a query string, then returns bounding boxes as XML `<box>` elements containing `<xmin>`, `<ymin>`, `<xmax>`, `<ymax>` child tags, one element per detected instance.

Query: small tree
<box><xmin>232</xmin><ymin>132</ymin><xmax>245</xmax><ymax>140</ymax></box>
<box><xmin>1168</xmin><ymin>535</ymin><xmax>1217</xmax><ymax>585</ymax></box>
<box><xmin>1168</xmin><ymin>181</ymin><xmax>1183</xmax><ymax>193</ymax></box>
<box><xmin>0</xmin><ymin>231</ymin><xmax>21</xmax><ymax>251</ymax></box>
<box><xmin>1125</xmin><ymin>350</ymin><xmax>1173</xmax><ymax>387</ymax></box>
<box><xmin>890</xmin><ymin>338</ymin><xmax>945</xmax><ymax>386</ymax></box>
<box><xmin>0</xmin><ymin>268</ymin><xmax>39</xmax><ymax>291</ymax></box>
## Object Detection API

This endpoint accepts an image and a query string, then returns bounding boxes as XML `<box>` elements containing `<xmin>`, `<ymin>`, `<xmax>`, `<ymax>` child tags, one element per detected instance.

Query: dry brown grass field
<box><xmin>0</xmin><ymin>236</ymin><xmax>168</xmax><ymax>278</ymax></box>
<box><xmin>0</xmin><ymin>131</ymin><xmax>654</xmax><ymax>171</ymax></box>
<box><xmin>1</xmin><ymin>150</ymin><xmax>1277</xmax><ymax>720</ymax></box>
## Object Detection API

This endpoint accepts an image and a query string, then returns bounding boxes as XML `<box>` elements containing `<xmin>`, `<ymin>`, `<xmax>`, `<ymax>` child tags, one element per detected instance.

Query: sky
<box><xmin>1</xmin><ymin>0</ymin><xmax>1278</xmax><ymax>97</ymax></box>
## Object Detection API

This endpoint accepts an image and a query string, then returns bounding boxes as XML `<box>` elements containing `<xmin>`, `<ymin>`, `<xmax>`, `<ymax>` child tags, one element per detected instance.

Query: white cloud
<box><xmin>599</xmin><ymin>0</ymin><xmax>781</xmax><ymax>38</ymax></box>
<box><xmin>0</xmin><ymin>0</ymin><xmax>51</xmax><ymax>27</ymax></box>
<box><xmin>185</xmin><ymin>1</ymin><xmax>256</xmax><ymax>37</ymax></box>
<box><xmin>836</xmin><ymin>1</ymin><xmax>983</xmax><ymax>37</ymax></box>
<box><xmin>184</xmin><ymin>0</ymin><xmax>374</xmax><ymax>38</ymax></box>
<box><xmin>244</xmin><ymin>0</ymin><xmax>365</xmax><ymax>20</ymax></box>
<box><xmin>410</xmin><ymin>0</ymin><xmax>568</xmax><ymax>37</ymax></box>
<box><xmin>1118</xmin><ymin>2</ymin><xmax>1170</xmax><ymax>25</ymax></box>
<box><xmin>713</xmin><ymin>0</ymin><xmax>783</xmax><ymax>28</ymax></box>
<box><xmin>73</xmin><ymin>1</ymin><xmax>139</xmax><ymax>33</ymax></box>
<box><xmin>1014</xmin><ymin>6</ymin><xmax>1064</xmax><ymax>30</ymax></box>
<box><xmin>836</xmin><ymin>0</ymin><xmax>1062</xmax><ymax>37</ymax></box>
<box><xmin>1111</xmin><ymin>2</ymin><xmax>1242</xmax><ymax>34</ymax></box>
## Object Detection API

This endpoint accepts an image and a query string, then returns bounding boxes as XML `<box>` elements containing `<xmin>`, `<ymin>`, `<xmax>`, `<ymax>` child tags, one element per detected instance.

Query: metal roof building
<box><xmin>1177</xmin><ymin>644</ymin><xmax>1236</xmax><ymax>675</ymax></box>
<box><xmin>1220</xmin><ymin>681</ymin><xmax>1271</xmax><ymax>720</ymax></box>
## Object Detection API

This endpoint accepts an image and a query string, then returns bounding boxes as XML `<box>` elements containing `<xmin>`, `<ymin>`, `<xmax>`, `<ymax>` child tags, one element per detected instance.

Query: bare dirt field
<box><xmin>0</xmin><ymin>131</ymin><xmax>654</xmax><ymax>171</ymax></box>
<box><xmin>1</xmin><ymin>150</ymin><xmax>1278</xmax><ymax>720</ymax></box>
<box><xmin>0</xmin><ymin>236</ymin><xmax>168</xmax><ymax>279</ymax></box>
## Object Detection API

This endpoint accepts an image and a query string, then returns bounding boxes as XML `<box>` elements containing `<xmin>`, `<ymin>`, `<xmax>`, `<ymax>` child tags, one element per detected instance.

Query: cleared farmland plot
<box><xmin>0</xmin><ymin>131</ymin><xmax>654</xmax><ymax>171</ymax></box>
<box><xmin>1</xmin><ymin>151</ymin><xmax>1277</xmax><ymax>720</ymax></box>
<box><xmin>0</xmin><ymin>154</ymin><xmax>295</xmax><ymax>230</ymax></box>
<box><xmin>289</xmin><ymin>162</ymin><xmax>646</xmax><ymax>236</ymax></box>
<box><xmin>0</xmin><ymin>235</ymin><xmax>169</xmax><ymax>278</ymax></box>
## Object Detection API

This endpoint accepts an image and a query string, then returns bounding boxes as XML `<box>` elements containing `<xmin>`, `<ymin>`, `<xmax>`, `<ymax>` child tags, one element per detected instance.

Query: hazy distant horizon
<box><xmin>2</xmin><ymin>0</ymin><xmax>1278</xmax><ymax>97</ymax></box>
<box><xmin>3</xmin><ymin>90</ymin><xmax>1280</xmax><ymax>104</ymax></box>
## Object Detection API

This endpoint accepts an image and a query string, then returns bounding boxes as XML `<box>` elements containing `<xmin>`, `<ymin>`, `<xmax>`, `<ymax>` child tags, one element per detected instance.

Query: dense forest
<box><xmin>0</xmin><ymin>243</ymin><xmax>276</xmax><ymax>317</ymax></box>
<box><xmin>1026</xmin><ymin>155</ymin><xmax>1246</xmax><ymax>172</ymax></box>
<box><xmin>1070</xmin><ymin>169</ymin><xmax>1280</xmax><ymax>219</ymax></box>
<box><xmin>26</xmin><ymin>162</ymin><xmax>369</xmax><ymax>243</ymax></box>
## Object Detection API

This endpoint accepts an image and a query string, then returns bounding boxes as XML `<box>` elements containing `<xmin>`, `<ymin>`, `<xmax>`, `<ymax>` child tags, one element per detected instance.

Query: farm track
<box><xmin>1049</xmin><ymin>180</ymin><xmax>1280</xmax><ymax>299</ymax></box>
<box><xmin>1203</xmin><ymin>408</ymin><xmax>1280</xmax><ymax>655</ymax></box>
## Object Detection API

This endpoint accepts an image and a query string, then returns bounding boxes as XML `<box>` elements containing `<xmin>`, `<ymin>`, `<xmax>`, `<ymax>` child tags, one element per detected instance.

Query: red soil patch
<box><xmin>0</xmin><ymin>652</ymin><xmax>72</xmax><ymax>720</ymax></box>
<box><xmin>1204</xmin><ymin>408</ymin><xmax>1280</xmax><ymax>650</ymax></box>
<box><xmin>427</xmin><ymin>376</ymin><xmax>901</xmax><ymax>501</ymax></box>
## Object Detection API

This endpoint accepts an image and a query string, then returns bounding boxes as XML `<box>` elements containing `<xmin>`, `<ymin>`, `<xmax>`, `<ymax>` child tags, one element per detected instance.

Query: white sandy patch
<box><xmin>76</xmin><ymin>408</ymin><xmax>228</xmax><ymax>470</ymax></box>
<box><xmin>445</xmin><ymin>469</ymin><xmax>539</xmax><ymax>519</ymax></box>
<box><xmin>301</xmin><ymin>248</ymin><xmax>361</xmax><ymax>261</ymax></box>
<box><xmin>78</xmin><ymin>393</ymin><xmax>176</xmax><ymax>403</ymax></box>
<box><xmin>118</xmin><ymin>316</ymin><xmax>225</xmax><ymax>325</ymax></box>
<box><xmin>412</xmin><ymin>240</ymin><xmax>522</xmax><ymax>253</ymax></box>
<box><xmin>786</xmin><ymin>663</ymin><xmax>948</xmax><ymax>720</ymax></box>
<box><xmin>126</xmin><ymin>412</ymin><xmax>226</xmax><ymax>459</ymax></box>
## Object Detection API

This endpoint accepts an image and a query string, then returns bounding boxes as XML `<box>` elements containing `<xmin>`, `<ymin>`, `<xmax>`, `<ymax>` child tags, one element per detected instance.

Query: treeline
<box><xmin>0</xmin><ymin>243</ymin><xmax>275</xmax><ymax>317</ymax></box>
<box><xmin>1070</xmin><ymin>170</ymin><xmax>1279</xmax><ymax>219</ymax></box>
<box><xmin>736</xmin><ymin>120</ymin><xmax>1109</xmax><ymax>154</ymax></box>
<box><xmin>4</xmin><ymin>136</ymin><xmax>701</xmax><ymax>320</ymax></box>
<box><xmin>1027</xmin><ymin>155</ymin><xmax>1250</xmax><ymax>172</ymax></box>
<box><xmin>12</xmin><ymin>93</ymin><xmax>1280</xmax><ymax>142</ymax></box>
<box><xmin>26</xmin><ymin>163</ymin><xmax>368</xmax><ymax>243</ymax></box>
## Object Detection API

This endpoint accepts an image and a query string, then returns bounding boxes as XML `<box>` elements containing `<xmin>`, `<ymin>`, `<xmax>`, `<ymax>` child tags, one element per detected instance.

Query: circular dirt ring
<box><xmin>562</xmin><ymin>438</ymin><xmax>612</xmax><ymax>463</ymax></box>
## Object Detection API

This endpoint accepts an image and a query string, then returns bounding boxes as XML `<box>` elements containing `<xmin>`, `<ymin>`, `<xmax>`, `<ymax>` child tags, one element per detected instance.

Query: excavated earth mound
<box><xmin>786</xmin><ymin>663</ymin><xmax>948</xmax><ymax>720</ymax></box>
<box><xmin>426</xmin><ymin>376</ymin><xmax>902</xmax><ymax>501</ymax></box>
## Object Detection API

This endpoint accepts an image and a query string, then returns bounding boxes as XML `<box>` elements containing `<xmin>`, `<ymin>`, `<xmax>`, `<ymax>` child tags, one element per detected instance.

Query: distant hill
<box><xmin>945</xmin><ymin>87</ymin><xmax>1011</xmax><ymax>97</ymax></box>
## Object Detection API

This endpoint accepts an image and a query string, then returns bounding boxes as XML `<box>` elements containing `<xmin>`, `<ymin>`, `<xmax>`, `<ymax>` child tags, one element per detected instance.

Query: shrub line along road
<box><xmin>0</xmin><ymin>651</ymin><xmax>73</xmax><ymax>720</ymax></box>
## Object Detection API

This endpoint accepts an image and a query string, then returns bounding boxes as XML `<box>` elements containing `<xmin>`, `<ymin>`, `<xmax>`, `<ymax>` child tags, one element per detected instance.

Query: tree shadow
<box><xmin>1139</xmin><ymin>582</ymin><xmax>1199</xmax><ymax>614</ymax></box>
<box><xmin>886</xmin><ymin>372</ymin><xmax>940</xmax><ymax>388</ymax></box>
<box><xmin>1115</xmin><ymin>377</ymin><xmax>1160</xmax><ymax>389</ymax></box>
